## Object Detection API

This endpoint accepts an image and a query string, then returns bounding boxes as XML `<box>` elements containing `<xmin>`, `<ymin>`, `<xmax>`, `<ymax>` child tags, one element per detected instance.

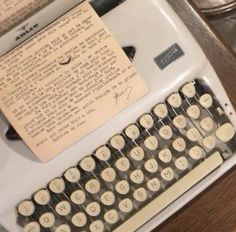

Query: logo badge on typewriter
<box><xmin>15</xmin><ymin>23</ymin><xmax>39</xmax><ymax>41</ymax></box>
<box><xmin>154</xmin><ymin>43</ymin><xmax>184</xmax><ymax>70</ymax></box>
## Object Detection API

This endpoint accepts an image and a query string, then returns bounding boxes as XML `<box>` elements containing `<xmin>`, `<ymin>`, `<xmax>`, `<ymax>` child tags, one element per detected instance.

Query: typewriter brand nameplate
<box><xmin>154</xmin><ymin>43</ymin><xmax>184</xmax><ymax>70</ymax></box>
<box><xmin>0</xmin><ymin>1</ymin><xmax>149</xmax><ymax>162</ymax></box>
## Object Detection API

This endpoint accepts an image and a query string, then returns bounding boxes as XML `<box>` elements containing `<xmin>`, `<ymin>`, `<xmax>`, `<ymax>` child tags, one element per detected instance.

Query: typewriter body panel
<box><xmin>0</xmin><ymin>0</ymin><xmax>236</xmax><ymax>231</ymax></box>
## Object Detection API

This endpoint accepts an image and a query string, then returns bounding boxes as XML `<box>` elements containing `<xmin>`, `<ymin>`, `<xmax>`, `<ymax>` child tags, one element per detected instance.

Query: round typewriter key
<box><xmin>187</xmin><ymin>105</ymin><xmax>201</xmax><ymax>120</ymax></box>
<box><xmin>203</xmin><ymin>135</ymin><xmax>216</xmax><ymax>150</ymax></box>
<box><xmin>199</xmin><ymin>94</ymin><xmax>213</xmax><ymax>108</ymax></box>
<box><xmin>90</xmin><ymin>220</ymin><xmax>105</xmax><ymax>232</ymax></box>
<box><xmin>110</xmin><ymin>134</ymin><xmax>125</xmax><ymax>150</ymax></box>
<box><xmin>167</xmin><ymin>93</ymin><xmax>182</xmax><ymax>108</ymax></box>
<box><xmin>125</xmin><ymin>124</ymin><xmax>140</xmax><ymax>140</ymax></box>
<box><xmin>18</xmin><ymin>200</ymin><xmax>35</xmax><ymax>216</ymax></box>
<box><xmin>153</xmin><ymin>103</ymin><xmax>168</xmax><ymax>118</ymax></box>
<box><xmin>70</xmin><ymin>190</ymin><xmax>86</xmax><ymax>205</ymax></box>
<box><xmin>100</xmin><ymin>191</ymin><xmax>115</xmax><ymax>206</ymax></box>
<box><xmin>71</xmin><ymin>212</ymin><xmax>87</xmax><ymax>227</ymax></box>
<box><xmin>86</xmin><ymin>202</ymin><xmax>101</xmax><ymax>217</ymax></box>
<box><xmin>172</xmin><ymin>137</ymin><xmax>186</xmax><ymax>152</ymax></box>
<box><xmin>133</xmin><ymin>187</ymin><xmax>147</xmax><ymax>202</ymax></box>
<box><xmin>64</xmin><ymin>167</ymin><xmax>81</xmax><ymax>183</ymax></box>
<box><xmin>55</xmin><ymin>201</ymin><xmax>71</xmax><ymax>216</ymax></box>
<box><xmin>158</xmin><ymin>148</ymin><xmax>172</xmax><ymax>163</ymax></box>
<box><xmin>115</xmin><ymin>180</ymin><xmax>130</xmax><ymax>195</ymax></box>
<box><xmin>147</xmin><ymin>178</ymin><xmax>161</xmax><ymax>192</ymax></box>
<box><xmin>159</xmin><ymin>125</ymin><xmax>173</xmax><ymax>140</ymax></box>
<box><xmin>130</xmin><ymin>146</ymin><xmax>145</xmax><ymax>161</ymax></box>
<box><xmin>24</xmin><ymin>222</ymin><xmax>40</xmax><ymax>232</ymax></box>
<box><xmin>115</xmin><ymin>157</ymin><xmax>130</xmax><ymax>172</ymax></box>
<box><xmin>34</xmin><ymin>189</ymin><xmax>50</xmax><ymax>205</ymax></box>
<box><xmin>186</xmin><ymin>127</ymin><xmax>200</xmax><ymax>142</ymax></box>
<box><xmin>161</xmin><ymin>167</ymin><xmax>175</xmax><ymax>181</ymax></box>
<box><xmin>104</xmin><ymin>209</ymin><xmax>119</xmax><ymax>224</ymax></box>
<box><xmin>173</xmin><ymin>115</ymin><xmax>187</xmax><ymax>129</ymax></box>
<box><xmin>95</xmin><ymin>146</ymin><xmax>111</xmax><ymax>161</ymax></box>
<box><xmin>85</xmin><ymin>179</ymin><xmax>100</xmax><ymax>194</ymax></box>
<box><xmin>49</xmin><ymin>178</ymin><xmax>65</xmax><ymax>194</ymax></box>
<box><xmin>144</xmin><ymin>136</ymin><xmax>158</xmax><ymax>150</ymax></box>
<box><xmin>119</xmin><ymin>198</ymin><xmax>133</xmax><ymax>213</ymax></box>
<box><xmin>39</xmin><ymin>212</ymin><xmax>55</xmax><ymax>228</ymax></box>
<box><xmin>130</xmin><ymin>169</ymin><xmax>144</xmax><ymax>184</ymax></box>
<box><xmin>200</xmin><ymin>117</ymin><xmax>214</xmax><ymax>131</ymax></box>
<box><xmin>55</xmin><ymin>224</ymin><xmax>71</xmax><ymax>232</ymax></box>
<box><xmin>175</xmin><ymin>157</ymin><xmax>189</xmax><ymax>171</ymax></box>
<box><xmin>139</xmin><ymin>114</ymin><xmax>154</xmax><ymax>129</ymax></box>
<box><xmin>101</xmin><ymin>167</ymin><xmax>116</xmax><ymax>182</ymax></box>
<box><xmin>215</xmin><ymin>123</ymin><xmax>235</xmax><ymax>142</ymax></box>
<box><xmin>80</xmin><ymin>156</ymin><xmax>96</xmax><ymax>172</ymax></box>
<box><xmin>181</xmin><ymin>83</ymin><xmax>196</xmax><ymax>98</ymax></box>
<box><xmin>189</xmin><ymin>146</ymin><xmax>203</xmax><ymax>160</ymax></box>
<box><xmin>144</xmin><ymin>159</ymin><xmax>158</xmax><ymax>173</ymax></box>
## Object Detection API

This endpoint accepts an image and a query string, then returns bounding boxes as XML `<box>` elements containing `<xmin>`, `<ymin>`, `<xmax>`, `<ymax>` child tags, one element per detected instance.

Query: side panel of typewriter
<box><xmin>1</xmin><ymin>0</ymin><xmax>236</xmax><ymax>231</ymax></box>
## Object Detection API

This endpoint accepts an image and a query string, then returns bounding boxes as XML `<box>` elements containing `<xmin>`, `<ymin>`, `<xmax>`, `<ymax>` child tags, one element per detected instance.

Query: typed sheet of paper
<box><xmin>0</xmin><ymin>1</ymin><xmax>149</xmax><ymax>162</ymax></box>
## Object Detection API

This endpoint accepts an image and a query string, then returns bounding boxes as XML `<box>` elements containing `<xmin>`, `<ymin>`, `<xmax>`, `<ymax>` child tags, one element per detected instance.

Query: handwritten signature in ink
<box><xmin>113</xmin><ymin>86</ymin><xmax>133</xmax><ymax>105</ymax></box>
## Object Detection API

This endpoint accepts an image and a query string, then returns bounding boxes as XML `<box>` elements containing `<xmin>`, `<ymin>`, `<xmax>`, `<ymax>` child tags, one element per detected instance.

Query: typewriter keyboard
<box><xmin>17</xmin><ymin>79</ymin><xmax>236</xmax><ymax>232</ymax></box>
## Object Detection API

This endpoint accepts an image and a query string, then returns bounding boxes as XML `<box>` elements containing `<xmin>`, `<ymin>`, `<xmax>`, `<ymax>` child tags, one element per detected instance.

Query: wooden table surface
<box><xmin>152</xmin><ymin>1</ymin><xmax>236</xmax><ymax>232</ymax></box>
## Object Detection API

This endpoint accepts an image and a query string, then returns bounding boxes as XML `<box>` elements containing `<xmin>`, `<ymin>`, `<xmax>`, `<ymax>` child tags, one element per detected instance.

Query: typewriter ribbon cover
<box><xmin>0</xmin><ymin>1</ymin><xmax>149</xmax><ymax>162</ymax></box>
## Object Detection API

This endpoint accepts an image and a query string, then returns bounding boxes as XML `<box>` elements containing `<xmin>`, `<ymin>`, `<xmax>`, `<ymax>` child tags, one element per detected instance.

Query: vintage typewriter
<box><xmin>1</xmin><ymin>0</ymin><xmax>236</xmax><ymax>231</ymax></box>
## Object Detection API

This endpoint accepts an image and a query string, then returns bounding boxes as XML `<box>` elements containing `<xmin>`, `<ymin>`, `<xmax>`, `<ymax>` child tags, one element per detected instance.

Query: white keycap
<box><xmin>186</xmin><ymin>127</ymin><xmax>200</xmax><ymax>142</ymax></box>
<box><xmin>39</xmin><ymin>212</ymin><xmax>55</xmax><ymax>228</ymax></box>
<box><xmin>189</xmin><ymin>146</ymin><xmax>203</xmax><ymax>160</ymax></box>
<box><xmin>80</xmin><ymin>156</ymin><xmax>96</xmax><ymax>172</ymax></box>
<box><xmin>104</xmin><ymin>209</ymin><xmax>119</xmax><ymax>224</ymax></box>
<box><xmin>34</xmin><ymin>189</ymin><xmax>50</xmax><ymax>206</ymax></box>
<box><xmin>64</xmin><ymin>167</ymin><xmax>81</xmax><ymax>183</ymax></box>
<box><xmin>110</xmin><ymin>135</ymin><xmax>125</xmax><ymax>150</ymax></box>
<box><xmin>100</xmin><ymin>191</ymin><xmax>115</xmax><ymax>206</ymax></box>
<box><xmin>144</xmin><ymin>159</ymin><xmax>158</xmax><ymax>173</ymax></box>
<box><xmin>181</xmin><ymin>83</ymin><xmax>196</xmax><ymax>98</ymax></box>
<box><xmin>133</xmin><ymin>187</ymin><xmax>147</xmax><ymax>202</ymax></box>
<box><xmin>95</xmin><ymin>146</ymin><xmax>111</xmax><ymax>161</ymax></box>
<box><xmin>147</xmin><ymin>178</ymin><xmax>161</xmax><ymax>192</ymax></box>
<box><xmin>161</xmin><ymin>167</ymin><xmax>175</xmax><ymax>181</ymax></box>
<box><xmin>18</xmin><ymin>200</ymin><xmax>35</xmax><ymax>216</ymax></box>
<box><xmin>86</xmin><ymin>202</ymin><xmax>101</xmax><ymax>217</ymax></box>
<box><xmin>101</xmin><ymin>167</ymin><xmax>116</xmax><ymax>182</ymax></box>
<box><xmin>119</xmin><ymin>198</ymin><xmax>133</xmax><ymax>214</ymax></box>
<box><xmin>70</xmin><ymin>190</ymin><xmax>86</xmax><ymax>205</ymax></box>
<box><xmin>55</xmin><ymin>224</ymin><xmax>71</xmax><ymax>232</ymax></box>
<box><xmin>187</xmin><ymin>105</ymin><xmax>201</xmax><ymax>119</ymax></box>
<box><xmin>130</xmin><ymin>170</ymin><xmax>144</xmax><ymax>184</ymax></box>
<box><xmin>158</xmin><ymin>148</ymin><xmax>172</xmax><ymax>163</ymax></box>
<box><xmin>216</xmin><ymin>123</ymin><xmax>235</xmax><ymax>142</ymax></box>
<box><xmin>200</xmin><ymin>117</ymin><xmax>214</xmax><ymax>131</ymax></box>
<box><xmin>125</xmin><ymin>124</ymin><xmax>140</xmax><ymax>140</ymax></box>
<box><xmin>24</xmin><ymin>222</ymin><xmax>40</xmax><ymax>232</ymax></box>
<box><xmin>115</xmin><ymin>157</ymin><xmax>130</xmax><ymax>172</ymax></box>
<box><xmin>55</xmin><ymin>201</ymin><xmax>71</xmax><ymax>216</ymax></box>
<box><xmin>130</xmin><ymin>146</ymin><xmax>145</xmax><ymax>161</ymax></box>
<box><xmin>89</xmin><ymin>220</ymin><xmax>105</xmax><ymax>232</ymax></box>
<box><xmin>172</xmin><ymin>137</ymin><xmax>186</xmax><ymax>152</ymax></box>
<box><xmin>144</xmin><ymin>136</ymin><xmax>158</xmax><ymax>150</ymax></box>
<box><xmin>167</xmin><ymin>93</ymin><xmax>182</xmax><ymax>108</ymax></box>
<box><xmin>85</xmin><ymin>179</ymin><xmax>100</xmax><ymax>194</ymax></box>
<box><xmin>115</xmin><ymin>180</ymin><xmax>130</xmax><ymax>195</ymax></box>
<box><xmin>175</xmin><ymin>157</ymin><xmax>189</xmax><ymax>171</ymax></box>
<box><xmin>49</xmin><ymin>178</ymin><xmax>65</xmax><ymax>194</ymax></box>
<box><xmin>71</xmin><ymin>212</ymin><xmax>87</xmax><ymax>227</ymax></box>
<box><xmin>159</xmin><ymin>125</ymin><xmax>173</xmax><ymax>140</ymax></box>
<box><xmin>153</xmin><ymin>103</ymin><xmax>168</xmax><ymax>118</ymax></box>
<box><xmin>199</xmin><ymin>94</ymin><xmax>213</xmax><ymax>108</ymax></box>
<box><xmin>203</xmin><ymin>135</ymin><xmax>216</xmax><ymax>149</ymax></box>
<box><xmin>139</xmin><ymin>114</ymin><xmax>154</xmax><ymax>129</ymax></box>
<box><xmin>173</xmin><ymin>115</ymin><xmax>187</xmax><ymax>129</ymax></box>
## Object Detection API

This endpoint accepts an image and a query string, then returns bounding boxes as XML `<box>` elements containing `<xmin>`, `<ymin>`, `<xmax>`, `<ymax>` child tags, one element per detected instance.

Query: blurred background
<box><xmin>193</xmin><ymin>0</ymin><xmax>236</xmax><ymax>52</ymax></box>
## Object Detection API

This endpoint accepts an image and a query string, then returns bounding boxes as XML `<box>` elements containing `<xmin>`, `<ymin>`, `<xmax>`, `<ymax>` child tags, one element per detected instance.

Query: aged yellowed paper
<box><xmin>0</xmin><ymin>0</ymin><xmax>54</xmax><ymax>35</ymax></box>
<box><xmin>0</xmin><ymin>1</ymin><xmax>149</xmax><ymax>162</ymax></box>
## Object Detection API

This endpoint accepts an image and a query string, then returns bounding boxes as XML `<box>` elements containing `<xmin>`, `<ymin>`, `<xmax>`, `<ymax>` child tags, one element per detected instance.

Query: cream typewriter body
<box><xmin>1</xmin><ymin>0</ymin><xmax>236</xmax><ymax>231</ymax></box>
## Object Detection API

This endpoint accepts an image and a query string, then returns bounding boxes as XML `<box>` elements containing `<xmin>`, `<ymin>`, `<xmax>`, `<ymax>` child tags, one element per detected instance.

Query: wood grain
<box><xmin>151</xmin><ymin>1</ymin><xmax>236</xmax><ymax>231</ymax></box>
